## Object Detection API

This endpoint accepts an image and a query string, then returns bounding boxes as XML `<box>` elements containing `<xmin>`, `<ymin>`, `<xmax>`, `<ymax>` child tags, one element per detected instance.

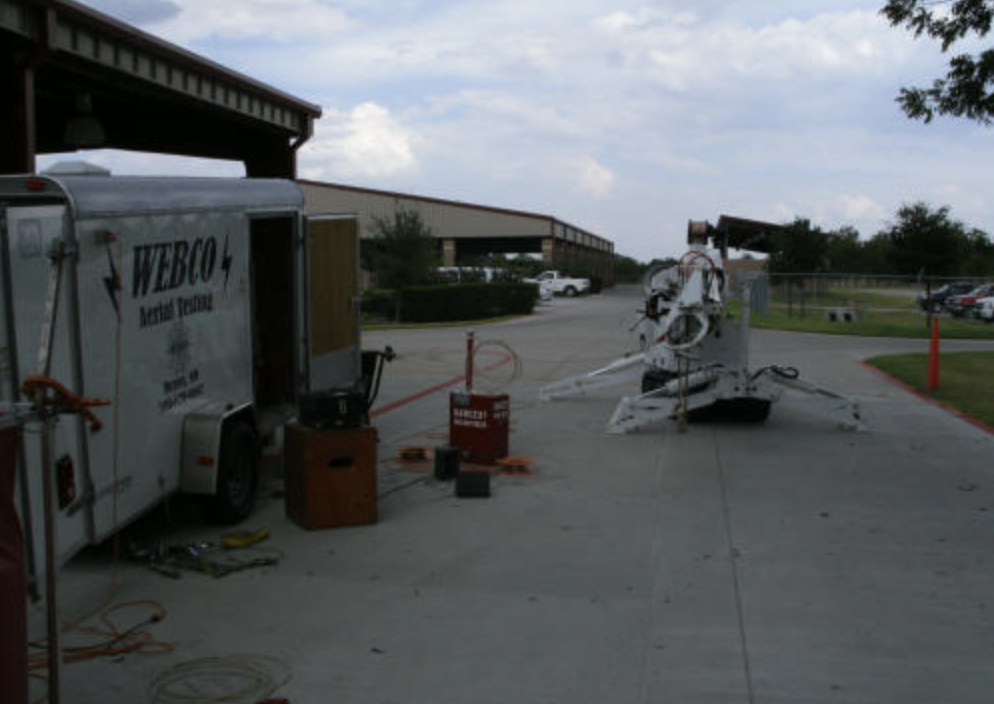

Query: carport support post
<box><xmin>0</xmin><ymin>61</ymin><xmax>37</xmax><ymax>174</ymax></box>
<box><xmin>927</xmin><ymin>318</ymin><xmax>940</xmax><ymax>392</ymax></box>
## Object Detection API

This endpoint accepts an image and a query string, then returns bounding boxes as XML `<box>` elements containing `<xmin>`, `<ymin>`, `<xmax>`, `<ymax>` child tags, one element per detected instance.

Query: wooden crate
<box><xmin>284</xmin><ymin>424</ymin><xmax>377</xmax><ymax>529</ymax></box>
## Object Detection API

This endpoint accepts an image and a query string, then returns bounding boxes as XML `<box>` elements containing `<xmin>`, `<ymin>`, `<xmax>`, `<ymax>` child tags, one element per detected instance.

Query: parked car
<box><xmin>537</xmin><ymin>280</ymin><xmax>554</xmax><ymax>301</ymax></box>
<box><xmin>946</xmin><ymin>283</ymin><xmax>994</xmax><ymax>317</ymax></box>
<box><xmin>975</xmin><ymin>296</ymin><xmax>994</xmax><ymax>322</ymax></box>
<box><xmin>917</xmin><ymin>282</ymin><xmax>974</xmax><ymax>312</ymax></box>
<box><xmin>522</xmin><ymin>270</ymin><xmax>591</xmax><ymax>297</ymax></box>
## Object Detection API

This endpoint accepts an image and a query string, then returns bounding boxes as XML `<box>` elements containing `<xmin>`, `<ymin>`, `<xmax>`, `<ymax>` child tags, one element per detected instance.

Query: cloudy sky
<box><xmin>43</xmin><ymin>0</ymin><xmax>994</xmax><ymax>260</ymax></box>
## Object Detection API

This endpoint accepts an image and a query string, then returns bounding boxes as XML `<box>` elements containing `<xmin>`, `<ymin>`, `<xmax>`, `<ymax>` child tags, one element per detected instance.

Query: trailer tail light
<box><xmin>197</xmin><ymin>456</ymin><xmax>215</xmax><ymax>467</ymax></box>
<box><xmin>55</xmin><ymin>455</ymin><xmax>77</xmax><ymax>509</ymax></box>
<box><xmin>25</xmin><ymin>179</ymin><xmax>47</xmax><ymax>192</ymax></box>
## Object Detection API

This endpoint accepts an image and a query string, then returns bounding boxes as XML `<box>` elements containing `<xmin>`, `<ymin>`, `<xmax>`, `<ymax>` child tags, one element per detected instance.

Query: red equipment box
<box><xmin>449</xmin><ymin>392</ymin><xmax>509</xmax><ymax>464</ymax></box>
<box><xmin>284</xmin><ymin>424</ymin><xmax>377</xmax><ymax>529</ymax></box>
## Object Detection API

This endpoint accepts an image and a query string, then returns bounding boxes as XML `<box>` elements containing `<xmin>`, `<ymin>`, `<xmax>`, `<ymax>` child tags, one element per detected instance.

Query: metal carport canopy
<box><xmin>0</xmin><ymin>0</ymin><xmax>321</xmax><ymax>177</ymax></box>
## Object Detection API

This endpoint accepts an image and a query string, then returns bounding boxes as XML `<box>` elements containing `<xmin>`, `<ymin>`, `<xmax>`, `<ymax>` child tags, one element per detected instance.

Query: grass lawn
<box><xmin>748</xmin><ymin>309</ymin><xmax>994</xmax><ymax>339</ymax></box>
<box><xmin>865</xmin><ymin>352</ymin><xmax>994</xmax><ymax>428</ymax></box>
<box><xmin>729</xmin><ymin>286</ymin><xmax>994</xmax><ymax>340</ymax></box>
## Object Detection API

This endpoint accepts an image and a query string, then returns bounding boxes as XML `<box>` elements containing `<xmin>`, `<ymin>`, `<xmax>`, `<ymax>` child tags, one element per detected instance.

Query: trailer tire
<box><xmin>209</xmin><ymin>421</ymin><xmax>258</xmax><ymax>524</ymax></box>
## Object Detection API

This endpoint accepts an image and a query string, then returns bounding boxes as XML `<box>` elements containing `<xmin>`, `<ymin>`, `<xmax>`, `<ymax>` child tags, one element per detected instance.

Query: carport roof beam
<box><xmin>1</xmin><ymin>0</ymin><xmax>320</xmax><ymax>153</ymax></box>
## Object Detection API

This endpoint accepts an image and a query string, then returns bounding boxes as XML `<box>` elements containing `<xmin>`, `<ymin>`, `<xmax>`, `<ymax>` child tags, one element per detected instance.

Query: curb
<box><xmin>860</xmin><ymin>360</ymin><xmax>994</xmax><ymax>436</ymax></box>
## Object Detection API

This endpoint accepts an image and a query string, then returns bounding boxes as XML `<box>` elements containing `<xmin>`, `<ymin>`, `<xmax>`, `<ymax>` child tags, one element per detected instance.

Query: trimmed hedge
<box><xmin>361</xmin><ymin>289</ymin><xmax>396</xmax><ymax>319</ymax></box>
<box><xmin>364</xmin><ymin>283</ymin><xmax>539</xmax><ymax>322</ymax></box>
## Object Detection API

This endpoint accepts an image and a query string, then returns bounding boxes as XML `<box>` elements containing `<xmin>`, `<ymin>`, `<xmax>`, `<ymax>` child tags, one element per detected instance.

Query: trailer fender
<box><xmin>180</xmin><ymin>403</ymin><xmax>253</xmax><ymax>495</ymax></box>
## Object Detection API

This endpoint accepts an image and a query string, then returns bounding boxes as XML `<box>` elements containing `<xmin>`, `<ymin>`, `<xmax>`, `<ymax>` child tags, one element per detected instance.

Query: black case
<box><xmin>434</xmin><ymin>445</ymin><xmax>461</xmax><ymax>481</ymax></box>
<box><xmin>298</xmin><ymin>388</ymin><xmax>365</xmax><ymax>430</ymax></box>
<box><xmin>455</xmin><ymin>470</ymin><xmax>491</xmax><ymax>498</ymax></box>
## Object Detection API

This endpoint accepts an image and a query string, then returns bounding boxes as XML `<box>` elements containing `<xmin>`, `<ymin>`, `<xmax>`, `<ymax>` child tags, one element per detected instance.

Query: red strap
<box><xmin>21</xmin><ymin>375</ymin><xmax>110</xmax><ymax>433</ymax></box>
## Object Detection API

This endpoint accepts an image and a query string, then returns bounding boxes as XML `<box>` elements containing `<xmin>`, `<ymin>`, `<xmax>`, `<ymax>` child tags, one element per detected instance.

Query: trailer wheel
<box><xmin>210</xmin><ymin>421</ymin><xmax>258</xmax><ymax>524</ymax></box>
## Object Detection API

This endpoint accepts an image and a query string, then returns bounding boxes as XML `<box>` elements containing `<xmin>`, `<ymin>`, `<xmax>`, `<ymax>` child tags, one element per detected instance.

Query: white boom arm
<box><xmin>538</xmin><ymin>237</ymin><xmax>863</xmax><ymax>434</ymax></box>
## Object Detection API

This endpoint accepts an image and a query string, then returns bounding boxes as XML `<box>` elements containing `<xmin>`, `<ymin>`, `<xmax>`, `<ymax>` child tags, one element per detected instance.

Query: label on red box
<box><xmin>449</xmin><ymin>393</ymin><xmax>509</xmax><ymax>463</ymax></box>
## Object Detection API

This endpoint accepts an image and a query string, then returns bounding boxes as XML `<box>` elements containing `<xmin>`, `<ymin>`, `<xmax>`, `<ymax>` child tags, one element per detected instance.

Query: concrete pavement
<box><xmin>35</xmin><ymin>287</ymin><xmax>994</xmax><ymax>704</ymax></box>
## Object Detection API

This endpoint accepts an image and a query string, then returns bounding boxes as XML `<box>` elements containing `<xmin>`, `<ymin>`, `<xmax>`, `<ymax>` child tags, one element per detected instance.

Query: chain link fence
<box><xmin>726</xmin><ymin>271</ymin><xmax>994</xmax><ymax>328</ymax></box>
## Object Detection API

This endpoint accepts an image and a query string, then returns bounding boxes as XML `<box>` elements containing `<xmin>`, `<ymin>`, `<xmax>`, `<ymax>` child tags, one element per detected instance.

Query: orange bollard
<box><xmin>927</xmin><ymin>317</ymin><xmax>940</xmax><ymax>391</ymax></box>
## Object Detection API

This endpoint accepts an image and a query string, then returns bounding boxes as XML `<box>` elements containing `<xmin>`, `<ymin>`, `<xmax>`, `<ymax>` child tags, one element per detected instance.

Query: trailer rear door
<box><xmin>306</xmin><ymin>215</ymin><xmax>360</xmax><ymax>390</ymax></box>
<box><xmin>1</xmin><ymin>204</ymin><xmax>92</xmax><ymax>563</ymax></box>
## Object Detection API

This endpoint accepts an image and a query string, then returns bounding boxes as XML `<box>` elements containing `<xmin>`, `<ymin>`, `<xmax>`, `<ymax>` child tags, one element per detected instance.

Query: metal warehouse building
<box><xmin>300</xmin><ymin>181</ymin><xmax>615</xmax><ymax>286</ymax></box>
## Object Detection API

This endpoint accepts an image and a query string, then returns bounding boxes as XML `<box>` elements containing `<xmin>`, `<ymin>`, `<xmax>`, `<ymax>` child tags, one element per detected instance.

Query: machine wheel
<box><xmin>209</xmin><ymin>420</ymin><xmax>259</xmax><ymax>524</ymax></box>
<box><xmin>564</xmin><ymin>286</ymin><xmax>578</xmax><ymax>297</ymax></box>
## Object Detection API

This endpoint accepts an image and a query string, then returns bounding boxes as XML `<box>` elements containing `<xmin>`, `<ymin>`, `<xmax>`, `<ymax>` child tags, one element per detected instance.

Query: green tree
<box><xmin>824</xmin><ymin>226</ymin><xmax>865</xmax><ymax>273</ymax></box>
<box><xmin>508</xmin><ymin>253</ymin><xmax>545</xmax><ymax>278</ymax></box>
<box><xmin>768</xmin><ymin>218</ymin><xmax>830</xmax><ymax>273</ymax></box>
<box><xmin>365</xmin><ymin>208</ymin><xmax>438</xmax><ymax>290</ymax></box>
<box><xmin>861</xmin><ymin>234</ymin><xmax>896</xmax><ymax>274</ymax></box>
<box><xmin>881</xmin><ymin>0</ymin><xmax>994</xmax><ymax>124</ymax></box>
<box><xmin>961</xmin><ymin>227</ymin><xmax>994</xmax><ymax>274</ymax></box>
<box><xmin>614</xmin><ymin>253</ymin><xmax>646</xmax><ymax>284</ymax></box>
<box><xmin>876</xmin><ymin>202</ymin><xmax>969</xmax><ymax>276</ymax></box>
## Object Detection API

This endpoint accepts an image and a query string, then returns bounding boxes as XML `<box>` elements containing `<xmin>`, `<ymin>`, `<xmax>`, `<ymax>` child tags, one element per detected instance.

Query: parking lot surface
<box><xmin>38</xmin><ymin>287</ymin><xmax>994</xmax><ymax>704</ymax></box>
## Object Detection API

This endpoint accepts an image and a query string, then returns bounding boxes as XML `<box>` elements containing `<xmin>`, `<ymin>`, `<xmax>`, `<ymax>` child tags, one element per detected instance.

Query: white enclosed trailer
<box><xmin>0</xmin><ymin>174</ymin><xmax>362</xmax><ymax>578</ymax></box>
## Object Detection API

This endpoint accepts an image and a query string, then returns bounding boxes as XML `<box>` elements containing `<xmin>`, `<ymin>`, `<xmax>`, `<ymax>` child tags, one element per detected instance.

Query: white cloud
<box><xmin>634</xmin><ymin>10</ymin><xmax>900</xmax><ymax>93</ymax></box>
<box><xmin>575</xmin><ymin>157</ymin><xmax>617</xmax><ymax>199</ymax></box>
<box><xmin>838</xmin><ymin>194</ymin><xmax>886</xmax><ymax>222</ymax></box>
<box><xmin>299</xmin><ymin>103</ymin><xmax>418</xmax><ymax>181</ymax></box>
<box><xmin>67</xmin><ymin>1</ymin><xmax>994</xmax><ymax>260</ymax></box>
<box><xmin>36</xmin><ymin>150</ymin><xmax>243</xmax><ymax>177</ymax></box>
<box><xmin>146</xmin><ymin>0</ymin><xmax>352</xmax><ymax>43</ymax></box>
<box><xmin>772</xmin><ymin>203</ymin><xmax>796</xmax><ymax>222</ymax></box>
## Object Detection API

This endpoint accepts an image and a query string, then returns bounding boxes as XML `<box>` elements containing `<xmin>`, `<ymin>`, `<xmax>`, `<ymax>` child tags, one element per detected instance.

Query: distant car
<box><xmin>917</xmin><ymin>282</ymin><xmax>974</xmax><ymax>312</ymax></box>
<box><xmin>522</xmin><ymin>270</ymin><xmax>591</xmax><ymax>297</ymax></box>
<box><xmin>975</xmin><ymin>296</ymin><xmax>994</xmax><ymax>322</ymax></box>
<box><xmin>537</xmin><ymin>280</ymin><xmax>554</xmax><ymax>301</ymax></box>
<box><xmin>946</xmin><ymin>283</ymin><xmax>994</xmax><ymax>317</ymax></box>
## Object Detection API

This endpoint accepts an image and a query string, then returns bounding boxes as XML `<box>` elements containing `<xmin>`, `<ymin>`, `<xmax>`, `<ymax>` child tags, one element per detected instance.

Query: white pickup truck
<box><xmin>523</xmin><ymin>270</ymin><xmax>591</xmax><ymax>297</ymax></box>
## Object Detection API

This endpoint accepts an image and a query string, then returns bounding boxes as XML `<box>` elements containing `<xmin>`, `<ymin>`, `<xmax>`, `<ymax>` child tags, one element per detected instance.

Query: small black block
<box><xmin>434</xmin><ymin>445</ymin><xmax>461</xmax><ymax>481</ymax></box>
<box><xmin>455</xmin><ymin>470</ymin><xmax>491</xmax><ymax>498</ymax></box>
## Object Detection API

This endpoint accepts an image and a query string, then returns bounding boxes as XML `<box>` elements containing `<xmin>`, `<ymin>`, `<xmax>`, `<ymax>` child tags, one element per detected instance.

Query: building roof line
<box><xmin>298</xmin><ymin>178</ymin><xmax>610</xmax><ymax>246</ymax></box>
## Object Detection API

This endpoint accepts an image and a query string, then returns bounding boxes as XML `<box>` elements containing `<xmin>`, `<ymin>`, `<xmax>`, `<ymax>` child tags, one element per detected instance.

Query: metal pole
<box><xmin>38</xmin><ymin>406</ymin><xmax>60</xmax><ymax>704</ymax></box>
<box><xmin>465</xmin><ymin>329</ymin><xmax>475</xmax><ymax>394</ymax></box>
<box><xmin>37</xmin><ymin>243</ymin><xmax>65</xmax><ymax>704</ymax></box>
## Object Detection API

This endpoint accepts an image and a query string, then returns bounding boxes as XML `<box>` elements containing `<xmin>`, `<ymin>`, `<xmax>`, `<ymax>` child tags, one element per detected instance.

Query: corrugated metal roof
<box><xmin>42</xmin><ymin>176</ymin><xmax>303</xmax><ymax>218</ymax></box>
